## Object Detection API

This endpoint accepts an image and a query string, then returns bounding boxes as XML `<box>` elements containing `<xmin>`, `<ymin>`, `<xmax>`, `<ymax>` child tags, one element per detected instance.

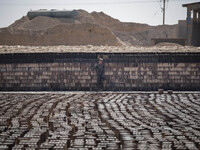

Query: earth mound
<box><xmin>0</xmin><ymin>9</ymin><xmax>184</xmax><ymax>46</ymax></box>
<box><xmin>0</xmin><ymin>23</ymin><xmax>119</xmax><ymax>46</ymax></box>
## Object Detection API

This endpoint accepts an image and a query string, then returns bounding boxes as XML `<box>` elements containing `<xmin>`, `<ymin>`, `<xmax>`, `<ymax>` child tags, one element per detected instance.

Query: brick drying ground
<box><xmin>0</xmin><ymin>92</ymin><xmax>200</xmax><ymax>150</ymax></box>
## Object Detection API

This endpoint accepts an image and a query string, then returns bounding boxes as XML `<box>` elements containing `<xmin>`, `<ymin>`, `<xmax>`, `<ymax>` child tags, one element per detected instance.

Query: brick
<box><xmin>190</xmin><ymin>64</ymin><xmax>197</xmax><ymax>67</ymax></box>
<box><xmin>176</xmin><ymin>63</ymin><xmax>186</xmax><ymax>67</ymax></box>
<box><xmin>182</xmin><ymin>71</ymin><xmax>190</xmax><ymax>75</ymax></box>
<box><xmin>71</xmin><ymin>67</ymin><xmax>81</xmax><ymax>71</ymax></box>
<box><xmin>15</xmin><ymin>72</ymin><xmax>24</xmax><ymax>76</ymax></box>
<box><xmin>124</xmin><ymin>67</ymin><xmax>137</xmax><ymax>72</ymax></box>
<box><xmin>0</xmin><ymin>59</ymin><xmax>200</xmax><ymax>91</ymax></box>
<box><xmin>105</xmin><ymin>72</ymin><xmax>113</xmax><ymax>75</ymax></box>
<box><xmin>168</xmin><ymin>72</ymin><xmax>178</xmax><ymax>75</ymax></box>
<box><xmin>124</xmin><ymin>67</ymin><xmax>130</xmax><ymax>72</ymax></box>
<box><xmin>173</xmin><ymin>67</ymin><xmax>183</xmax><ymax>71</ymax></box>
<box><xmin>82</xmin><ymin>72</ymin><xmax>89</xmax><ymax>76</ymax></box>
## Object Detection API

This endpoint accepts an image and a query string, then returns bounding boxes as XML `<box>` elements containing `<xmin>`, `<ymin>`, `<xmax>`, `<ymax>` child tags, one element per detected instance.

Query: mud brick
<box><xmin>74</xmin><ymin>72</ymin><xmax>79</xmax><ymax>76</ymax></box>
<box><xmin>71</xmin><ymin>67</ymin><xmax>81</xmax><ymax>71</ymax></box>
<box><xmin>123</xmin><ymin>67</ymin><xmax>132</xmax><ymax>72</ymax></box>
<box><xmin>128</xmin><ymin>75</ymin><xmax>134</xmax><ymax>79</ymax></box>
<box><xmin>189</xmin><ymin>64</ymin><xmax>197</xmax><ymax>67</ymax></box>
<box><xmin>0</xmin><ymin>67</ymin><xmax>7</xmax><ymax>71</ymax></box>
<box><xmin>0</xmin><ymin>145</ymin><xmax>9</xmax><ymax>150</ymax></box>
<box><xmin>174</xmin><ymin>67</ymin><xmax>184</xmax><ymax>71</ymax></box>
<box><xmin>161</xmin><ymin>63</ymin><xmax>169</xmax><ymax>67</ymax></box>
<box><xmin>105</xmin><ymin>72</ymin><xmax>113</xmax><ymax>75</ymax></box>
<box><xmin>107</xmin><ymin>63</ymin><xmax>115</xmax><ymax>67</ymax></box>
<box><xmin>117</xmin><ymin>71</ymin><xmax>123</xmax><ymax>75</ymax></box>
<box><xmin>0</xmin><ymin>64</ymin><xmax>6</xmax><ymax>67</ymax></box>
<box><xmin>0</xmin><ymin>53</ymin><xmax>200</xmax><ymax>91</ymax></box>
<box><xmin>81</xmin><ymin>72</ymin><xmax>89</xmax><ymax>76</ymax></box>
<box><xmin>14</xmin><ymin>72</ymin><xmax>23</xmax><ymax>76</ymax></box>
<box><xmin>42</xmin><ymin>72</ymin><xmax>51</xmax><ymax>76</ymax></box>
<box><xmin>158</xmin><ymin>89</ymin><xmax>164</xmax><ymax>94</ymax></box>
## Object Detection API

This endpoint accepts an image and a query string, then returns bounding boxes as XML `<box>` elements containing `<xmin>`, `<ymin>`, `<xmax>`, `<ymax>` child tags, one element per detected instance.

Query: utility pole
<box><xmin>163</xmin><ymin>0</ymin><xmax>166</xmax><ymax>25</ymax></box>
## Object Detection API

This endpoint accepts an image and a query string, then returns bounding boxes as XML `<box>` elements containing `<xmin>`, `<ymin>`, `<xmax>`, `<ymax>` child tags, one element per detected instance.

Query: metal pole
<box><xmin>163</xmin><ymin>0</ymin><xmax>166</xmax><ymax>25</ymax></box>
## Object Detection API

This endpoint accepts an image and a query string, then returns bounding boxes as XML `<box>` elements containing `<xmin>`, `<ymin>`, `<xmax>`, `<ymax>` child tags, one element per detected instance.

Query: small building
<box><xmin>27</xmin><ymin>9</ymin><xmax>78</xmax><ymax>20</ymax></box>
<box><xmin>183</xmin><ymin>2</ymin><xmax>200</xmax><ymax>46</ymax></box>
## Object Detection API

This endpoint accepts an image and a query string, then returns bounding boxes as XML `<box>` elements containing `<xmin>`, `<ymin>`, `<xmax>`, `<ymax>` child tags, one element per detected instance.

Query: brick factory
<box><xmin>0</xmin><ymin>45</ymin><xmax>200</xmax><ymax>150</ymax></box>
<box><xmin>0</xmin><ymin>2</ymin><xmax>200</xmax><ymax>150</ymax></box>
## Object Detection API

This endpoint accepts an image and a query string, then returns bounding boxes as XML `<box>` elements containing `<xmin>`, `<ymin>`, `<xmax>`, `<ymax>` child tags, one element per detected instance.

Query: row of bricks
<box><xmin>1</xmin><ymin>70</ymin><xmax>199</xmax><ymax>76</ymax></box>
<box><xmin>0</xmin><ymin>81</ymin><xmax>198</xmax><ymax>87</ymax></box>
<box><xmin>0</xmin><ymin>67</ymin><xmax>199</xmax><ymax>72</ymax></box>
<box><xmin>1</xmin><ymin>74</ymin><xmax>199</xmax><ymax>80</ymax></box>
<box><xmin>3</xmin><ymin>78</ymin><xmax>198</xmax><ymax>83</ymax></box>
<box><xmin>0</xmin><ymin>73</ymin><xmax>199</xmax><ymax>80</ymax></box>
<box><xmin>0</xmin><ymin>62</ymin><xmax>199</xmax><ymax>68</ymax></box>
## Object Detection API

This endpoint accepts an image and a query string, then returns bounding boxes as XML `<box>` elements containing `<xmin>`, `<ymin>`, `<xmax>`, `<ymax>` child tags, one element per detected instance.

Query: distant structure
<box><xmin>151</xmin><ymin>20</ymin><xmax>187</xmax><ymax>46</ymax></box>
<box><xmin>177</xmin><ymin>20</ymin><xmax>187</xmax><ymax>39</ymax></box>
<box><xmin>27</xmin><ymin>9</ymin><xmax>78</xmax><ymax>20</ymax></box>
<box><xmin>151</xmin><ymin>38</ymin><xmax>186</xmax><ymax>46</ymax></box>
<box><xmin>183</xmin><ymin>2</ymin><xmax>200</xmax><ymax>46</ymax></box>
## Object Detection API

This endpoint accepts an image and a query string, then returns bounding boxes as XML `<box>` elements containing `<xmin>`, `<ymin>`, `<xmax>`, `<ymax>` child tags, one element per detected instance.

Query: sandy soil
<box><xmin>0</xmin><ymin>45</ymin><xmax>199</xmax><ymax>53</ymax></box>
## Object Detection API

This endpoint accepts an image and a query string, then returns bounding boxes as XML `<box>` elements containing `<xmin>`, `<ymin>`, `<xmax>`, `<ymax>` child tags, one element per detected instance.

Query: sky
<box><xmin>0</xmin><ymin>0</ymin><xmax>199</xmax><ymax>28</ymax></box>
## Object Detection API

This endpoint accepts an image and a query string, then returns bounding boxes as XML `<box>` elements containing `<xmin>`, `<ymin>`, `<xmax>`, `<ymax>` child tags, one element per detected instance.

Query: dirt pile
<box><xmin>14</xmin><ymin>16</ymin><xmax>61</xmax><ymax>30</ymax></box>
<box><xmin>0</xmin><ymin>10</ymin><xmax>122</xmax><ymax>46</ymax></box>
<box><xmin>0</xmin><ymin>9</ymin><xmax>183</xmax><ymax>46</ymax></box>
<box><xmin>9</xmin><ymin>16</ymin><xmax>77</xmax><ymax>30</ymax></box>
<box><xmin>77</xmin><ymin>10</ymin><xmax>180</xmax><ymax>46</ymax></box>
<box><xmin>0</xmin><ymin>23</ymin><xmax>119</xmax><ymax>46</ymax></box>
<box><xmin>77</xmin><ymin>10</ymin><xmax>121</xmax><ymax>28</ymax></box>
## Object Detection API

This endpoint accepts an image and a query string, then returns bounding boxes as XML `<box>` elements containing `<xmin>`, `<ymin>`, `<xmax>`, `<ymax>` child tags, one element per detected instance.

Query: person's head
<box><xmin>99</xmin><ymin>58</ymin><xmax>103</xmax><ymax>64</ymax></box>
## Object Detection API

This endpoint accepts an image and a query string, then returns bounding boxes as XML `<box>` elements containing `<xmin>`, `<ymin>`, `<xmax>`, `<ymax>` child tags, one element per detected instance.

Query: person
<box><xmin>94</xmin><ymin>58</ymin><xmax>105</xmax><ymax>90</ymax></box>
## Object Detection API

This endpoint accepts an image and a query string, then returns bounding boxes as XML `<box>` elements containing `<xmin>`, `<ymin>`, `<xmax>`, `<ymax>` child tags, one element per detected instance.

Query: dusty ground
<box><xmin>0</xmin><ymin>45</ymin><xmax>200</xmax><ymax>53</ymax></box>
<box><xmin>0</xmin><ymin>92</ymin><xmax>199</xmax><ymax>149</ymax></box>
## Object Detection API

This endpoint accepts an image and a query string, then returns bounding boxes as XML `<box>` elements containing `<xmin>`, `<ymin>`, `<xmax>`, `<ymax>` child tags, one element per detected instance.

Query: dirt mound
<box><xmin>9</xmin><ymin>16</ymin><xmax>30</xmax><ymax>28</ymax></box>
<box><xmin>19</xmin><ymin>16</ymin><xmax>61</xmax><ymax>30</ymax></box>
<box><xmin>0</xmin><ymin>10</ymin><xmax>122</xmax><ymax>46</ymax></box>
<box><xmin>77</xmin><ymin>10</ymin><xmax>120</xmax><ymax>27</ymax></box>
<box><xmin>0</xmin><ymin>23</ymin><xmax>120</xmax><ymax>46</ymax></box>
<box><xmin>0</xmin><ymin>9</ymin><xmax>184</xmax><ymax>46</ymax></box>
<box><xmin>10</xmin><ymin>16</ymin><xmax>75</xmax><ymax>30</ymax></box>
<box><xmin>77</xmin><ymin>10</ymin><xmax>180</xmax><ymax>46</ymax></box>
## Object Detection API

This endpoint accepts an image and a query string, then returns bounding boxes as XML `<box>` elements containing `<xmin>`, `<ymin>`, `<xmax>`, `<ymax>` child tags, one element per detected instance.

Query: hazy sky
<box><xmin>0</xmin><ymin>0</ymin><xmax>198</xmax><ymax>28</ymax></box>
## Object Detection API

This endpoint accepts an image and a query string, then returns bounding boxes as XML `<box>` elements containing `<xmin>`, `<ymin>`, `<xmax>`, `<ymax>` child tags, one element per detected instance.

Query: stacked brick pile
<box><xmin>0</xmin><ymin>53</ymin><xmax>199</xmax><ymax>91</ymax></box>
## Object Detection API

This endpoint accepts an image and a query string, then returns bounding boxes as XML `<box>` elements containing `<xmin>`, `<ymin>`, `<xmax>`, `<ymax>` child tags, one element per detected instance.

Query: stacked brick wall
<box><xmin>0</xmin><ymin>53</ymin><xmax>199</xmax><ymax>91</ymax></box>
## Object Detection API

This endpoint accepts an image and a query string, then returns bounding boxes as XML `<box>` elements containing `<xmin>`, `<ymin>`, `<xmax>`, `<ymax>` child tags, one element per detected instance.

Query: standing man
<box><xmin>94</xmin><ymin>58</ymin><xmax>105</xmax><ymax>90</ymax></box>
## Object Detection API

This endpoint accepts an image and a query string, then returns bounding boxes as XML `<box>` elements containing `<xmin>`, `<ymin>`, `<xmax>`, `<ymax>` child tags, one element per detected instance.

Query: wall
<box><xmin>177</xmin><ymin>20</ymin><xmax>187</xmax><ymax>39</ymax></box>
<box><xmin>192</xmin><ymin>22</ymin><xmax>200</xmax><ymax>46</ymax></box>
<box><xmin>0</xmin><ymin>53</ymin><xmax>200</xmax><ymax>91</ymax></box>
<box><xmin>151</xmin><ymin>38</ymin><xmax>186</xmax><ymax>46</ymax></box>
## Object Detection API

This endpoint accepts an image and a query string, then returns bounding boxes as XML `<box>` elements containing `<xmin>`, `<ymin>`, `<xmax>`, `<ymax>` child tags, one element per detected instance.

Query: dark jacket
<box><xmin>95</xmin><ymin>63</ymin><xmax>104</xmax><ymax>76</ymax></box>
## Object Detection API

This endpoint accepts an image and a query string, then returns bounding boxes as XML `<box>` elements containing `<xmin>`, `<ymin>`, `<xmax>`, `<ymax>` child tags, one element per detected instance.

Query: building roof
<box><xmin>182</xmin><ymin>2</ymin><xmax>200</xmax><ymax>8</ymax></box>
